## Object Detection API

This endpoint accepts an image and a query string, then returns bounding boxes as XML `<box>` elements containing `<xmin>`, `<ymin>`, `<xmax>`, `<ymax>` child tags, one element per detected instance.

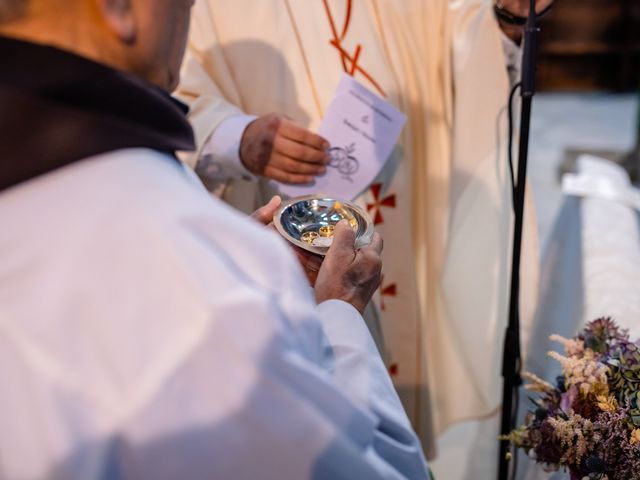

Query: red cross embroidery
<box><xmin>366</xmin><ymin>183</ymin><xmax>396</xmax><ymax>225</ymax></box>
<box><xmin>380</xmin><ymin>282</ymin><xmax>397</xmax><ymax>311</ymax></box>
<box><xmin>379</xmin><ymin>273</ymin><xmax>397</xmax><ymax>311</ymax></box>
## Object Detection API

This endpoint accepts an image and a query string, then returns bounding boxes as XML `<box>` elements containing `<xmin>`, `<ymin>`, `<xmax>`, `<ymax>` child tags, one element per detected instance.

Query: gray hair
<box><xmin>0</xmin><ymin>0</ymin><xmax>27</xmax><ymax>22</ymax></box>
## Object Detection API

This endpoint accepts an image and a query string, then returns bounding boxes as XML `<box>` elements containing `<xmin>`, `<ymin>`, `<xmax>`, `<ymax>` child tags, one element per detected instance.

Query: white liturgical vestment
<box><xmin>0</xmin><ymin>150</ymin><xmax>429</xmax><ymax>479</ymax></box>
<box><xmin>176</xmin><ymin>0</ymin><xmax>540</xmax><ymax>453</ymax></box>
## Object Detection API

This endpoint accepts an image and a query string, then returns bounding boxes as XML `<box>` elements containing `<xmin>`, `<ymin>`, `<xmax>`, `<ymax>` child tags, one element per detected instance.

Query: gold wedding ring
<box><xmin>301</xmin><ymin>231</ymin><xmax>319</xmax><ymax>244</ymax></box>
<box><xmin>319</xmin><ymin>225</ymin><xmax>335</xmax><ymax>237</ymax></box>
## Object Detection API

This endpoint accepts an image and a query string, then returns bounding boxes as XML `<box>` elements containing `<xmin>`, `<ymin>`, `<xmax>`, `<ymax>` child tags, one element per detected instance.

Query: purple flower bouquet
<box><xmin>505</xmin><ymin>318</ymin><xmax>640</xmax><ymax>480</ymax></box>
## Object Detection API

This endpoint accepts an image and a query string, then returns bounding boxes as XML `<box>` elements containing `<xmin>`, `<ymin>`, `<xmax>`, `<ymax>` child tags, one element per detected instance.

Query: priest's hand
<box><xmin>496</xmin><ymin>0</ymin><xmax>554</xmax><ymax>44</ymax></box>
<box><xmin>315</xmin><ymin>221</ymin><xmax>383</xmax><ymax>315</ymax></box>
<box><xmin>251</xmin><ymin>195</ymin><xmax>324</xmax><ymax>285</ymax></box>
<box><xmin>240</xmin><ymin>113</ymin><xmax>331</xmax><ymax>184</ymax></box>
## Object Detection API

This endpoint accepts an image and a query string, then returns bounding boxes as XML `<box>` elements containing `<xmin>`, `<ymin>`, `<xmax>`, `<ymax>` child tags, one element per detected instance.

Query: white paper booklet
<box><xmin>275</xmin><ymin>73</ymin><xmax>407</xmax><ymax>200</ymax></box>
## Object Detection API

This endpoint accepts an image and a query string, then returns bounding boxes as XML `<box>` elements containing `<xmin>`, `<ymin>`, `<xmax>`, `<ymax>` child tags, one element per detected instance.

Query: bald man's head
<box><xmin>0</xmin><ymin>0</ymin><xmax>194</xmax><ymax>91</ymax></box>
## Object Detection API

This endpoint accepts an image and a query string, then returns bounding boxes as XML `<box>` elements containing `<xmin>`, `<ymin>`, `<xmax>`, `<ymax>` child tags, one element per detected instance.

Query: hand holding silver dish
<box><xmin>273</xmin><ymin>195</ymin><xmax>374</xmax><ymax>256</ymax></box>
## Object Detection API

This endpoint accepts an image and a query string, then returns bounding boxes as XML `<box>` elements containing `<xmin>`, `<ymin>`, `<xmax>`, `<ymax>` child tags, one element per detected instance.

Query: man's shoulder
<box><xmin>0</xmin><ymin>145</ymin><xmax>304</xmax><ymax>363</ymax></box>
<box><xmin>95</xmin><ymin>149</ymin><xmax>289</xmax><ymax>258</ymax></box>
<box><xmin>82</xmin><ymin>148</ymin><xmax>290</xmax><ymax>262</ymax></box>
<box><xmin>1</xmin><ymin>147</ymin><xmax>292</xmax><ymax>277</ymax></box>
<box><xmin>20</xmin><ymin>147</ymin><xmax>251</xmax><ymax>231</ymax></box>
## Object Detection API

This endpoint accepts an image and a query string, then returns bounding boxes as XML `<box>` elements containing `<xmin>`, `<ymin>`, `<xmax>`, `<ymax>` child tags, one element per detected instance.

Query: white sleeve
<box><xmin>314</xmin><ymin>300</ymin><xmax>430</xmax><ymax>479</ymax></box>
<box><xmin>175</xmin><ymin>6</ymin><xmax>259</xmax><ymax>188</ymax></box>
<box><xmin>85</xmin><ymin>301</ymin><xmax>430</xmax><ymax>480</ymax></box>
<box><xmin>316</xmin><ymin>300</ymin><xmax>416</xmax><ymax>429</ymax></box>
<box><xmin>82</xmin><ymin>300</ymin><xmax>430</xmax><ymax>480</ymax></box>
<box><xmin>196</xmin><ymin>113</ymin><xmax>257</xmax><ymax>180</ymax></box>
<box><xmin>175</xmin><ymin>47</ymin><xmax>259</xmax><ymax>192</ymax></box>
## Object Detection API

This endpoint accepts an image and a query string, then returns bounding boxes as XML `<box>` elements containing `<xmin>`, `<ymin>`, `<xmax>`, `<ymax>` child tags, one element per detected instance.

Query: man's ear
<box><xmin>96</xmin><ymin>0</ymin><xmax>136</xmax><ymax>44</ymax></box>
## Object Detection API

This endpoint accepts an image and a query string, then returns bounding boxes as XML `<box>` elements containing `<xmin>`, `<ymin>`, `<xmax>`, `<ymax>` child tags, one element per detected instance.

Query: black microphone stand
<box><xmin>497</xmin><ymin>1</ymin><xmax>540</xmax><ymax>479</ymax></box>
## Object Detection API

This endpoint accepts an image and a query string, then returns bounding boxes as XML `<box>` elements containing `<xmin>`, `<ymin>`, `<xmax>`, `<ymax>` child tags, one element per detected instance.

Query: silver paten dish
<box><xmin>274</xmin><ymin>195</ymin><xmax>374</xmax><ymax>256</ymax></box>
